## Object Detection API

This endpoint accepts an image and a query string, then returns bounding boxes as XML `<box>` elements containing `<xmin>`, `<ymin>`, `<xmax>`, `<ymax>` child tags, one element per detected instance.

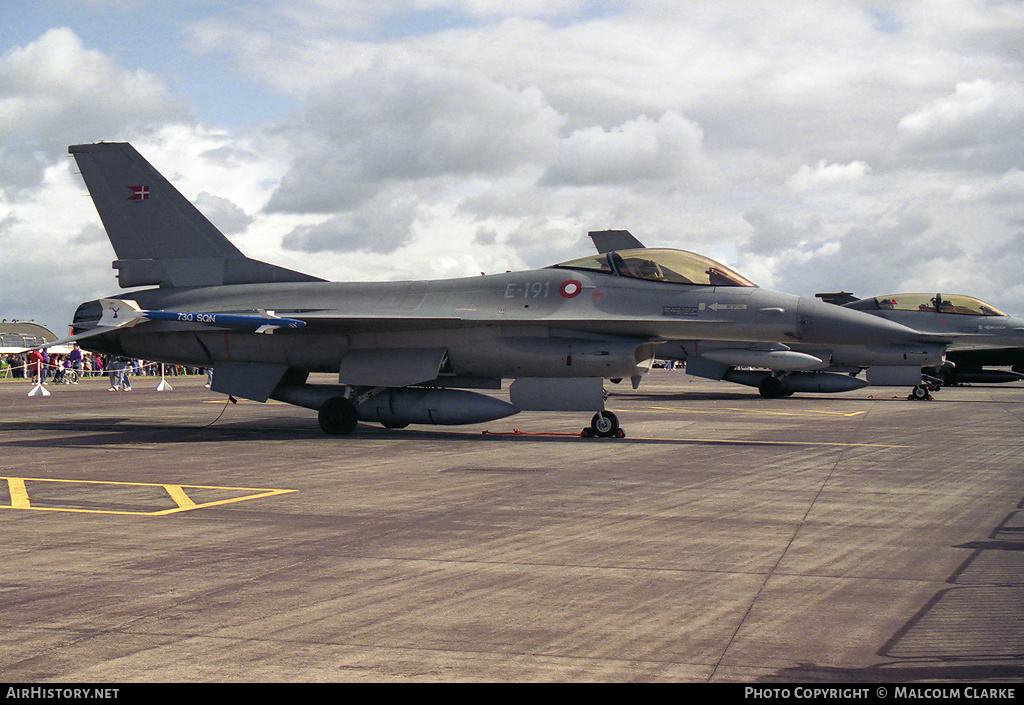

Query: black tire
<box><xmin>590</xmin><ymin>410</ymin><xmax>619</xmax><ymax>438</ymax></box>
<box><xmin>758</xmin><ymin>376</ymin><xmax>784</xmax><ymax>399</ymax></box>
<box><xmin>910</xmin><ymin>385</ymin><xmax>930</xmax><ymax>401</ymax></box>
<box><xmin>318</xmin><ymin>397</ymin><xmax>358</xmax><ymax>435</ymax></box>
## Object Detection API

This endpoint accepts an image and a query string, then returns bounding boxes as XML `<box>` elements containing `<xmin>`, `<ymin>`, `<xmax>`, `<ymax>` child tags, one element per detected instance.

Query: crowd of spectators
<box><xmin>1</xmin><ymin>348</ymin><xmax>207</xmax><ymax>384</ymax></box>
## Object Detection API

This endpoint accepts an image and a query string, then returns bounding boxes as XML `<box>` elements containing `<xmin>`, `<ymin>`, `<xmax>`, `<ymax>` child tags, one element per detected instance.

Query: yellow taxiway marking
<box><xmin>164</xmin><ymin>484</ymin><xmax>198</xmax><ymax>510</ymax></box>
<box><xmin>656</xmin><ymin>437</ymin><xmax>906</xmax><ymax>448</ymax></box>
<box><xmin>621</xmin><ymin>406</ymin><xmax>905</xmax><ymax>448</ymax></box>
<box><xmin>639</xmin><ymin>404</ymin><xmax>868</xmax><ymax>418</ymax></box>
<box><xmin>7</xmin><ymin>478</ymin><xmax>30</xmax><ymax>509</ymax></box>
<box><xmin>202</xmin><ymin>399</ymin><xmax>287</xmax><ymax>404</ymax></box>
<box><xmin>0</xmin><ymin>476</ymin><xmax>295</xmax><ymax>516</ymax></box>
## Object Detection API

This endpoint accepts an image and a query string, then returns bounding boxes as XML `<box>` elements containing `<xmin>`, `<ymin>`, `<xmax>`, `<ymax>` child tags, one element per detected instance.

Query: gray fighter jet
<box><xmin>56</xmin><ymin>143</ymin><xmax>920</xmax><ymax>435</ymax></box>
<box><xmin>841</xmin><ymin>293</ymin><xmax>1024</xmax><ymax>387</ymax></box>
<box><xmin>714</xmin><ymin>293</ymin><xmax>1024</xmax><ymax>400</ymax></box>
<box><xmin>589</xmin><ymin>231</ymin><xmax>1024</xmax><ymax>400</ymax></box>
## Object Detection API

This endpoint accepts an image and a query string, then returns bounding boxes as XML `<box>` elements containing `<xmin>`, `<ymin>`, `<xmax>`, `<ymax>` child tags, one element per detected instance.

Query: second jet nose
<box><xmin>796</xmin><ymin>297</ymin><xmax>921</xmax><ymax>345</ymax></box>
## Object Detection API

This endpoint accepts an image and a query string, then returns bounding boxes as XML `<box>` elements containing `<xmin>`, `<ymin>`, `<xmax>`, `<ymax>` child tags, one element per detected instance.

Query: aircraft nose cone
<box><xmin>796</xmin><ymin>297</ymin><xmax>919</xmax><ymax>345</ymax></box>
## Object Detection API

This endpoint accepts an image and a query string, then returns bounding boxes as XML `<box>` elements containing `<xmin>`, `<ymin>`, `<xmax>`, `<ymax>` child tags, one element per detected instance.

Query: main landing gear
<box><xmin>758</xmin><ymin>375</ymin><xmax>786</xmax><ymax>399</ymax></box>
<box><xmin>315</xmin><ymin>391</ymin><xmax>627</xmax><ymax>438</ymax></box>
<box><xmin>318</xmin><ymin>397</ymin><xmax>358</xmax><ymax>435</ymax></box>
<box><xmin>581</xmin><ymin>410</ymin><xmax>626</xmax><ymax>438</ymax></box>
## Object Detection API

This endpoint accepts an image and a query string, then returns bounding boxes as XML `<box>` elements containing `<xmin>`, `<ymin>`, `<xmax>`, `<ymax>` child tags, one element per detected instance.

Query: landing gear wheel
<box><xmin>590</xmin><ymin>410</ymin><xmax>620</xmax><ymax>438</ymax></box>
<box><xmin>318</xmin><ymin>397</ymin><xmax>358</xmax><ymax>435</ymax></box>
<box><xmin>909</xmin><ymin>384</ymin><xmax>932</xmax><ymax>401</ymax></box>
<box><xmin>758</xmin><ymin>376</ymin><xmax>784</xmax><ymax>399</ymax></box>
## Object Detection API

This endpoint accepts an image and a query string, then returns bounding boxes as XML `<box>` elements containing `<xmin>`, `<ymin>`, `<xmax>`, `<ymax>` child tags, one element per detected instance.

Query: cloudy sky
<box><xmin>3</xmin><ymin>0</ymin><xmax>1024</xmax><ymax>331</ymax></box>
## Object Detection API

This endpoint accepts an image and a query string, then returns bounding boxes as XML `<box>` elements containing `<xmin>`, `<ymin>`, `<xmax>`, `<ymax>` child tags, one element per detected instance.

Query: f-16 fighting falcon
<box><xmin>51</xmin><ymin>143</ymin><xmax>921</xmax><ymax>436</ymax></box>
<box><xmin>686</xmin><ymin>290</ymin><xmax>1024</xmax><ymax>401</ymax></box>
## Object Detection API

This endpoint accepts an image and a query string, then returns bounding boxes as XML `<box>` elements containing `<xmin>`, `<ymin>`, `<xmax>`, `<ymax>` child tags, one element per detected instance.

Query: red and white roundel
<box><xmin>560</xmin><ymin>280</ymin><xmax>583</xmax><ymax>298</ymax></box>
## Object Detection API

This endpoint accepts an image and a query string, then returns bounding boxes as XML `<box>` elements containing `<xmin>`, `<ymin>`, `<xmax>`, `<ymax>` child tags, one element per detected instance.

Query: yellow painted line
<box><xmin>639</xmin><ymin>404</ymin><xmax>867</xmax><ymax>418</ymax></box>
<box><xmin>7</xmin><ymin>478</ymin><xmax>29</xmax><ymax>509</ymax></box>
<box><xmin>0</xmin><ymin>476</ymin><xmax>295</xmax><ymax>516</ymax></box>
<box><xmin>150</xmin><ymin>488</ymin><xmax>295</xmax><ymax>516</ymax></box>
<box><xmin>201</xmin><ymin>399</ymin><xmax>288</xmax><ymax>405</ymax></box>
<box><xmin>660</xmin><ymin>437</ymin><xmax>908</xmax><ymax>449</ymax></box>
<box><xmin>609</xmin><ymin>408</ymin><xmax>904</xmax><ymax>448</ymax></box>
<box><xmin>164</xmin><ymin>485</ymin><xmax>197</xmax><ymax>510</ymax></box>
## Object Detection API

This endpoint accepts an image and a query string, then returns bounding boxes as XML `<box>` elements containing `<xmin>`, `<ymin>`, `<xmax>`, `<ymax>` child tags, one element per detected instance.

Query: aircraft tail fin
<box><xmin>69</xmin><ymin>142</ymin><xmax>324</xmax><ymax>288</ymax></box>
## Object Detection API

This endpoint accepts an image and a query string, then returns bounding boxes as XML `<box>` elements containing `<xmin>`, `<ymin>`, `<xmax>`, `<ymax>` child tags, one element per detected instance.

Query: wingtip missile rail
<box><xmin>98</xmin><ymin>298</ymin><xmax>306</xmax><ymax>334</ymax></box>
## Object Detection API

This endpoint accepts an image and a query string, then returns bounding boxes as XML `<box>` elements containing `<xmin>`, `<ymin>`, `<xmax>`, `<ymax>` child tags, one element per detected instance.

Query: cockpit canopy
<box><xmin>550</xmin><ymin>248</ymin><xmax>756</xmax><ymax>287</ymax></box>
<box><xmin>846</xmin><ymin>293</ymin><xmax>1007</xmax><ymax>317</ymax></box>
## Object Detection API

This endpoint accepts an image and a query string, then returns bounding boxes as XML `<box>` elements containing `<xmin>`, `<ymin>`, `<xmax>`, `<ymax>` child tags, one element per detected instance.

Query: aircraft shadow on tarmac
<box><xmin>612</xmin><ymin>390</ymin><xmax>758</xmax><ymax>402</ymax></box>
<box><xmin>0</xmin><ymin>417</ymin><xmax>328</xmax><ymax>446</ymax></box>
<box><xmin>615</xmin><ymin>388</ymin><xmax>1024</xmax><ymax>404</ymax></box>
<box><xmin>0</xmin><ymin>416</ymin><xmax>830</xmax><ymax>448</ymax></box>
<box><xmin>762</xmin><ymin>498</ymin><xmax>1024</xmax><ymax>683</ymax></box>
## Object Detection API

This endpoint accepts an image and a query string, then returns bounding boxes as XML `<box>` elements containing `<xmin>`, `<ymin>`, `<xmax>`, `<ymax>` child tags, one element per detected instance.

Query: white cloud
<box><xmin>897</xmin><ymin>79</ymin><xmax>1024</xmax><ymax>153</ymax></box>
<box><xmin>787</xmin><ymin>161</ymin><xmax>871</xmax><ymax>191</ymax></box>
<box><xmin>265</xmin><ymin>61</ymin><xmax>563</xmax><ymax>213</ymax></box>
<box><xmin>281</xmin><ymin>193</ymin><xmax>419</xmax><ymax>254</ymax></box>
<box><xmin>0</xmin><ymin>159</ymin><xmax>114</xmax><ymax>327</ymax></box>
<box><xmin>193</xmin><ymin>192</ymin><xmax>253</xmax><ymax>235</ymax></box>
<box><xmin>949</xmin><ymin>168</ymin><xmax>1024</xmax><ymax>204</ymax></box>
<box><xmin>0</xmin><ymin>28</ymin><xmax>190</xmax><ymax>187</ymax></box>
<box><xmin>6</xmin><ymin>2</ymin><xmax>1024</xmax><ymax>327</ymax></box>
<box><xmin>540</xmin><ymin>111</ymin><xmax>706</xmax><ymax>187</ymax></box>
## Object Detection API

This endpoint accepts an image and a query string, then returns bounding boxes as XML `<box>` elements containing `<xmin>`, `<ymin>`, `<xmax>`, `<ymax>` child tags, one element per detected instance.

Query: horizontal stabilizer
<box><xmin>15</xmin><ymin>298</ymin><xmax>143</xmax><ymax>351</ymax></box>
<box><xmin>16</xmin><ymin>325</ymin><xmax>120</xmax><ymax>352</ymax></box>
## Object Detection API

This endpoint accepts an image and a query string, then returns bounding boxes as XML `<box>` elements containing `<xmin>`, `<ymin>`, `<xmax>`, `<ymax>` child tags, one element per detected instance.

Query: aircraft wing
<box><xmin>286</xmin><ymin>308</ymin><xmax>755</xmax><ymax>339</ymax></box>
<box><xmin>945</xmin><ymin>345</ymin><xmax>1024</xmax><ymax>366</ymax></box>
<box><xmin>27</xmin><ymin>299</ymin><xmax>308</xmax><ymax>352</ymax></box>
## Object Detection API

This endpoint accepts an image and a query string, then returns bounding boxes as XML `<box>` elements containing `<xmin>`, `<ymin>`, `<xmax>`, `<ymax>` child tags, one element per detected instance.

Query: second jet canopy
<box><xmin>847</xmin><ymin>293</ymin><xmax>1007</xmax><ymax>317</ymax></box>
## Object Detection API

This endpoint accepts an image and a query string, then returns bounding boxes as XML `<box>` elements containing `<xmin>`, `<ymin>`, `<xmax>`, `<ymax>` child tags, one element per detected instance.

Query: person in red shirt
<box><xmin>28</xmin><ymin>349</ymin><xmax>45</xmax><ymax>384</ymax></box>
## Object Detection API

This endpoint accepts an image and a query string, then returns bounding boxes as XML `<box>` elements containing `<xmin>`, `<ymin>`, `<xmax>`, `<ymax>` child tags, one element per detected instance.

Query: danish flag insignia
<box><xmin>128</xmin><ymin>185</ymin><xmax>150</xmax><ymax>200</ymax></box>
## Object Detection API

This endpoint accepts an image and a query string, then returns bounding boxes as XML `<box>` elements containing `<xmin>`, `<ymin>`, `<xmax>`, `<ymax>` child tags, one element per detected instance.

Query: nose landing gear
<box><xmin>908</xmin><ymin>383</ymin><xmax>936</xmax><ymax>401</ymax></box>
<box><xmin>581</xmin><ymin>410</ymin><xmax>626</xmax><ymax>438</ymax></box>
